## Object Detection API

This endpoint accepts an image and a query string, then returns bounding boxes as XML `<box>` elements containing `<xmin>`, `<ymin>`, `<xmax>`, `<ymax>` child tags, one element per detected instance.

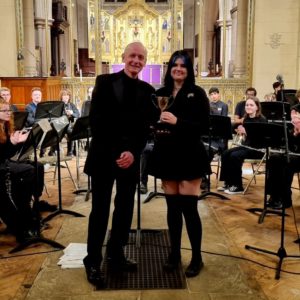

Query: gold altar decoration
<box><xmin>88</xmin><ymin>0</ymin><xmax>183</xmax><ymax>65</ymax></box>
<box><xmin>88</xmin><ymin>0</ymin><xmax>96</xmax><ymax>59</ymax></box>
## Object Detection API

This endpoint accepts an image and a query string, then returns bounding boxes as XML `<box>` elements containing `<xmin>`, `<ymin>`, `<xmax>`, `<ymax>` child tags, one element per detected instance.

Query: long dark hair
<box><xmin>164</xmin><ymin>50</ymin><xmax>195</xmax><ymax>89</ymax></box>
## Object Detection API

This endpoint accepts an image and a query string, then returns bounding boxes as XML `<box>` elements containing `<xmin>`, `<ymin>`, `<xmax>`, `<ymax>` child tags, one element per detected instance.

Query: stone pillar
<box><xmin>23</xmin><ymin>0</ymin><xmax>37</xmax><ymax>76</ymax></box>
<box><xmin>232</xmin><ymin>0</ymin><xmax>248</xmax><ymax>78</ymax></box>
<box><xmin>34</xmin><ymin>0</ymin><xmax>53</xmax><ymax>77</ymax></box>
<box><xmin>229</xmin><ymin>3</ymin><xmax>238</xmax><ymax>77</ymax></box>
<box><xmin>225</xmin><ymin>20</ymin><xmax>232</xmax><ymax>77</ymax></box>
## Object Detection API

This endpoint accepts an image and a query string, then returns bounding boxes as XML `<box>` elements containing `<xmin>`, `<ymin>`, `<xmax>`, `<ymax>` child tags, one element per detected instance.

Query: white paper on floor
<box><xmin>57</xmin><ymin>243</ymin><xmax>87</xmax><ymax>269</ymax></box>
<box><xmin>242</xmin><ymin>169</ymin><xmax>253</xmax><ymax>175</ymax></box>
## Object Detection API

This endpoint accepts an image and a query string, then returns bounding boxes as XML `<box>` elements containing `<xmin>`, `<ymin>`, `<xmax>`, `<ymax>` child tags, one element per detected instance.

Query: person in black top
<box><xmin>208</xmin><ymin>86</ymin><xmax>229</xmax><ymax>152</ymax></box>
<box><xmin>0</xmin><ymin>97</ymin><xmax>38</xmax><ymax>242</ymax></box>
<box><xmin>201</xmin><ymin>87</ymin><xmax>228</xmax><ymax>189</ymax></box>
<box><xmin>48</xmin><ymin>88</ymin><xmax>80</xmax><ymax>156</ymax></box>
<box><xmin>233</xmin><ymin>87</ymin><xmax>257</xmax><ymax>128</ymax></box>
<box><xmin>273</xmin><ymin>81</ymin><xmax>283</xmax><ymax>101</ymax></box>
<box><xmin>266</xmin><ymin>103</ymin><xmax>300</xmax><ymax>209</ymax></box>
<box><xmin>60</xmin><ymin>88</ymin><xmax>80</xmax><ymax>156</ymax></box>
<box><xmin>219</xmin><ymin>96</ymin><xmax>267</xmax><ymax>194</ymax></box>
<box><xmin>83</xmin><ymin>42</ymin><xmax>155</xmax><ymax>288</ymax></box>
<box><xmin>149</xmin><ymin>50</ymin><xmax>210</xmax><ymax>277</ymax></box>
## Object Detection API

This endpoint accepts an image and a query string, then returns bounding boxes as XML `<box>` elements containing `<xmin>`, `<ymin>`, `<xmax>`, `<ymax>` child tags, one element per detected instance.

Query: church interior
<box><xmin>1</xmin><ymin>0</ymin><xmax>300</xmax><ymax>299</ymax></box>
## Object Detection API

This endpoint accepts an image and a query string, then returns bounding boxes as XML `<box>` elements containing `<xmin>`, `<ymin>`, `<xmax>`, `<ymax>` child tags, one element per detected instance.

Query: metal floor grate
<box><xmin>99</xmin><ymin>229</ymin><xmax>186</xmax><ymax>290</ymax></box>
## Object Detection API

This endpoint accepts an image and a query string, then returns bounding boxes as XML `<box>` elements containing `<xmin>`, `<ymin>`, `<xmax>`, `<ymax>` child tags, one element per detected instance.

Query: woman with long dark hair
<box><xmin>149</xmin><ymin>50</ymin><xmax>210</xmax><ymax>277</ymax></box>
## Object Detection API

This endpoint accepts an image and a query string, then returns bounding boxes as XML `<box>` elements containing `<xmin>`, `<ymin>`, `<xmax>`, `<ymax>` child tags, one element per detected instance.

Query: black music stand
<box><xmin>199</xmin><ymin>115</ymin><xmax>232</xmax><ymax>201</ymax></box>
<box><xmin>276</xmin><ymin>89</ymin><xmax>297</xmax><ymax>106</ymax></box>
<box><xmin>13</xmin><ymin>111</ymin><xmax>28</xmax><ymax>130</ymax></box>
<box><xmin>244</xmin><ymin>122</ymin><xmax>300</xmax><ymax>279</ymax></box>
<box><xmin>10</xmin><ymin>121</ymin><xmax>65</xmax><ymax>253</ymax></box>
<box><xmin>71</xmin><ymin>116</ymin><xmax>92</xmax><ymax>201</ymax></box>
<box><xmin>244</xmin><ymin>122</ymin><xmax>287</xmax><ymax>223</ymax></box>
<box><xmin>41</xmin><ymin>116</ymin><xmax>85</xmax><ymax>223</ymax></box>
<box><xmin>261</xmin><ymin>102</ymin><xmax>291</xmax><ymax>122</ymax></box>
<box><xmin>136</xmin><ymin>169</ymin><xmax>162</xmax><ymax>247</ymax></box>
<box><xmin>143</xmin><ymin>177</ymin><xmax>165</xmax><ymax>203</ymax></box>
<box><xmin>35</xmin><ymin>101</ymin><xmax>64</xmax><ymax>121</ymax></box>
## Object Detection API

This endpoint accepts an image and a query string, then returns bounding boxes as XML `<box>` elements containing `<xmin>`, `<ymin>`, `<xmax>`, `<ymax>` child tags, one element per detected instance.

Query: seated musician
<box><xmin>218</xmin><ymin>96</ymin><xmax>267</xmax><ymax>194</ymax></box>
<box><xmin>0</xmin><ymin>97</ymin><xmax>38</xmax><ymax>242</ymax></box>
<box><xmin>266</xmin><ymin>103</ymin><xmax>300</xmax><ymax>209</ymax></box>
<box><xmin>233</xmin><ymin>87</ymin><xmax>257</xmax><ymax>130</ymax></box>
<box><xmin>0</xmin><ymin>87</ymin><xmax>18</xmax><ymax>112</ymax></box>
<box><xmin>201</xmin><ymin>87</ymin><xmax>229</xmax><ymax>189</ymax></box>
<box><xmin>48</xmin><ymin>88</ymin><xmax>80</xmax><ymax>157</ymax></box>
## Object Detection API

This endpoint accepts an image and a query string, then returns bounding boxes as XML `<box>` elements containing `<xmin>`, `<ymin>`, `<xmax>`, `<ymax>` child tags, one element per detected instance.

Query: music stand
<box><xmin>41</xmin><ymin>116</ymin><xmax>85</xmax><ymax>223</ymax></box>
<box><xmin>143</xmin><ymin>177</ymin><xmax>165</xmax><ymax>203</ymax></box>
<box><xmin>261</xmin><ymin>102</ymin><xmax>291</xmax><ymax>122</ymax></box>
<box><xmin>276</xmin><ymin>89</ymin><xmax>298</xmax><ymax>106</ymax></box>
<box><xmin>244</xmin><ymin>122</ymin><xmax>300</xmax><ymax>279</ymax></box>
<box><xmin>71</xmin><ymin>116</ymin><xmax>92</xmax><ymax>201</ymax></box>
<box><xmin>244</xmin><ymin>122</ymin><xmax>288</xmax><ymax>223</ymax></box>
<box><xmin>9</xmin><ymin>121</ymin><xmax>65</xmax><ymax>253</ymax></box>
<box><xmin>35</xmin><ymin>101</ymin><xmax>64</xmax><ymax>121</ymax></box>
<box><xmin>136</xmin><ymin>168</ymin><xmax>162</xmax><ymax>247</ymax></box>
<box><xmin>13</xmin><ymin>111</ymin><xmax>28</xmax><ymax>130</ymax></box>
<box><xmin>199</xmin><ymin>115</ymin><xmax>232</xmax><ymax>201</ymax></box>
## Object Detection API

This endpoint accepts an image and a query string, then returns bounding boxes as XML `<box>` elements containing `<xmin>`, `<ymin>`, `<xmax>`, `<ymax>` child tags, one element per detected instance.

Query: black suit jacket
<box><xmin>84</xmin><ymin>70</ymin><xmax>155</xmax><ymax>176</ymax></box>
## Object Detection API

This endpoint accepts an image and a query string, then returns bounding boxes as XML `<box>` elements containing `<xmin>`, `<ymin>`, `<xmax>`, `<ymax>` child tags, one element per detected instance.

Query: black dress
<box><xmin>149</xmin><ymin>85</ymin><xmax>211</xmax><ymax>180</ymax></box>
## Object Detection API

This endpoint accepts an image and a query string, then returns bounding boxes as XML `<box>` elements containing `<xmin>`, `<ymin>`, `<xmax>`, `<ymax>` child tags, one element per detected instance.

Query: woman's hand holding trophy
<box><xmin>152</xmin><ymin>95</ymin><xmax>175</xmax><ymax>136</ymax></box>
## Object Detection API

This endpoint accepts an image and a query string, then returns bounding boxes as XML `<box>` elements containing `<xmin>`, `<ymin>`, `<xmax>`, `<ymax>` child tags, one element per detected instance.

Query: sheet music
<box><xmin>37</xmin><ymin>118</ymin><xmax>52</xmax><ymax>132</ymax></box>
<box><xmin>57</xmin><ymin>243</ymin><xmax>87</xmax><ymax>269</ymax></box>
<box><xmin>10</xmin><ymin>119</ymin><xmax>52</xmax><ymax>161</ymax></box>
<box><xmin>36</xmin><ymin>119</ymin><xmax>53</xmax><ymax>149</ymax></box>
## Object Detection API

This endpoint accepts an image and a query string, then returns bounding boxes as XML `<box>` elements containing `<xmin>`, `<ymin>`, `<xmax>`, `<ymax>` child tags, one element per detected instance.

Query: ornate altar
<box><xmin>88</xmin><ymin>0</ymin><xmax>183</xmax><ymax>69</ymax></box>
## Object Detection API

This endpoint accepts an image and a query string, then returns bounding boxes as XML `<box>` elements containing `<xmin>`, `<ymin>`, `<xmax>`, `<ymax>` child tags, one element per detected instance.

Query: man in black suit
<box><xmin>83</xmin><ymin>42</ymin><xmax>155</xmax><ymax>288</ymax></box>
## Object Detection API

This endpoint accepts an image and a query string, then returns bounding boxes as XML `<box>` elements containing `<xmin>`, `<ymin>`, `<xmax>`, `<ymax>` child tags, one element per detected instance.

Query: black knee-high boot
<box><xmin>164</xmin><ymin>194</ymin><xmax>183</xmax><ymax>270</ymax></box>
<box><xmin>180</xmin><ymin>195</ymin><xmax>204</xmax><ymax>277</ymax></box>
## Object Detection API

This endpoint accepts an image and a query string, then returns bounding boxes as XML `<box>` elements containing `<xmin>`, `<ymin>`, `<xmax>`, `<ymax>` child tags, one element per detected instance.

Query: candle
<box><xmin>79</xmin><ymin>69</ymin><xmax>82</xmax><ymax>82</ymax></box>
<box><xmin>216</xmin><ymin>64</ymin><xmax>219</xmax><ymax>73</ymax></box>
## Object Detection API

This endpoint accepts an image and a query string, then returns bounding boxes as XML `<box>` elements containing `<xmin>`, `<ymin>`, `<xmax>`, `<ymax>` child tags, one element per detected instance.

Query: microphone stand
<box><xmin>245</xmin><ymin>77</ymin><xmax>300</xmax><ymax>279</ymax></box>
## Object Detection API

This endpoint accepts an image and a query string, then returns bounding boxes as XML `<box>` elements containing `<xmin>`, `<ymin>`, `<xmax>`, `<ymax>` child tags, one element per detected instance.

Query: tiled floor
<box><xmin>1</xmin><ymin>160</ymin><xmax>300</xmax><ymax>299</ymax></box>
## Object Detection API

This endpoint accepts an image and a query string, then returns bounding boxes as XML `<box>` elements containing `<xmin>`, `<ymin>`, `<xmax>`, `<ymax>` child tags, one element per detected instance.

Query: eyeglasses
<box><xmin>0</xmin><ymin>109</ymin><xmax>12</xmax><ymax>113</ymax></box>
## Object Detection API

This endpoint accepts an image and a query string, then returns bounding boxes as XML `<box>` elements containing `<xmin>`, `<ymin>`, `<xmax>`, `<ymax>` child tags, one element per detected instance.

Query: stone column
<box><xmin>23</xmin><ymin>0</ymin><xmax>37</xmax><ymax>76</ymax></box>
<box><xmin>232</xmin><ymin>0</ymin><xmax>248</xmax><ymax>78</ymax></box>
<box><xmin>225</xmin><ymin>20</ymin><xmax>232</xmax><ymax>77</ymax></box>
<box><xmin>229</xmin><ymin>3</ymin><xmax>238</xmax><ymax>77</ymax></box>
<box><xmin>34</xmin><ymin>0</ymin><xmax>53</xmax><ymax>77</ymax></box>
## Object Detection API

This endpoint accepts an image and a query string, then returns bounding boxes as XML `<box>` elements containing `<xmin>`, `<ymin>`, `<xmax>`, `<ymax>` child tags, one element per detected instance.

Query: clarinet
<box><xmin>4</xmin><ymin>160</ymin><xmax>18</xmax><ymax>210</ymax></box>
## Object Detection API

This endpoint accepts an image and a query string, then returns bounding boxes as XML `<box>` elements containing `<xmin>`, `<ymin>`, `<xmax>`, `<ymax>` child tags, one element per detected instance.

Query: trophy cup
<box><xmin>152</xmin><ymin>95</ymin><xmax>174</xmax><ymax>136</ymax></box>
<box><xmin>152</xmin><ymin>95</ymin><xmax>174</xmax><ymax>123</ymax></box>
